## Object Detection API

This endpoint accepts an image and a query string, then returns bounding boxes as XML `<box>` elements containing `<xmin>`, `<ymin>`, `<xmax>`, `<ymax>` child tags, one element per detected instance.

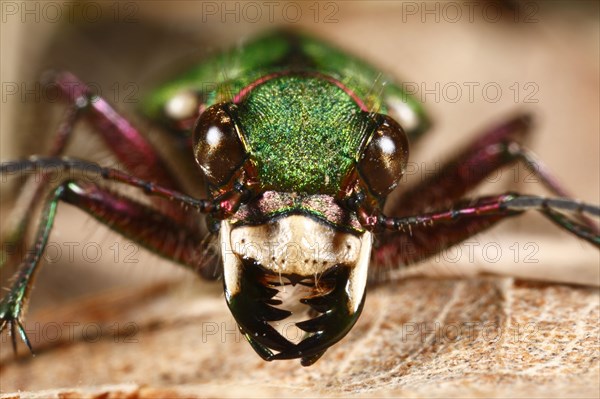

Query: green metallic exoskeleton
<box><xmin>143</xmin><ymin>30</ymin><xmax>430</xmax><ymax>143</ymax></box>
<box><xmin>143</xmin><ymin>30</ymin><xmax>430</xmax><ymax>366</ymax></box>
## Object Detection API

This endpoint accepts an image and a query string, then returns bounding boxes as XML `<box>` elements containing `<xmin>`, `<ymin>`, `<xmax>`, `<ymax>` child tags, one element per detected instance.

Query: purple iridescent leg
<box><xmin>1</xmin><ymin>107</ymin><xmax>81</xmax><ymax>269</ymax></box>
<box><xmin>50</xmin><ymin>71</ymin><xmax>183</xmax><ymax>189</ymax></box>
<box><xmin>2</xmin><ymin>72</ymin><xmax>196</xmax><ymax>272</ymax></box>
<box><xmin>0</xmin><ymin>159</ymin><xmax>226</xmax><ymax>355</ymax></box>
<box><xmin>372</xmin><ymin>114</ymin><xmax>599</xmax><ymax>273</ymax></box>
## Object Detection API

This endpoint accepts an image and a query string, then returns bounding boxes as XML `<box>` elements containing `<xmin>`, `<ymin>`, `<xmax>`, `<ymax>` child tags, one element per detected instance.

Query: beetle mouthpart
<box><xmin>268</xmin><ymin>265</ymin><xmax>366</xmax><ymax>367</ymax></box>
<box><xmin>225</xmin><ymin>260</ymin><xmax>365</xmax><ymax>366</ymax></box>
<box><xmin>220</xmin><ymin>215</ymin><xmax>372</xmax><ymax>366</ymax></box>
<box><xmin>224</xmin><ymin>261</ymin><xmax>296</xmax><ymax>358</ymax></box>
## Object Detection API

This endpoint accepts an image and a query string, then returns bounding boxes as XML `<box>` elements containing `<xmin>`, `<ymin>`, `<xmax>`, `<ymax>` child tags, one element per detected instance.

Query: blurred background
<box><xmin>0</xmin><ymin>0</ymin><xmax>599</xmax><ymax>395</ymax></box>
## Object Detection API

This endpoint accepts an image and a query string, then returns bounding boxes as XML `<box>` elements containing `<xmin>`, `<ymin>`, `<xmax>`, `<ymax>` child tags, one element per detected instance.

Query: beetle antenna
<box><xmin>1</xmin><ymin>157</ymin><xmax>220</xmax><ymax>214</ymax></box>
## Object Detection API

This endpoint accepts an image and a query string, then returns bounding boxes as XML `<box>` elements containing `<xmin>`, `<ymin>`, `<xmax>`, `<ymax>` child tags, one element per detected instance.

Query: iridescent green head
<box><xmin>191</xmin><ymin>71</ymin><xmax>409</xmax><ymax>366</ymax></box>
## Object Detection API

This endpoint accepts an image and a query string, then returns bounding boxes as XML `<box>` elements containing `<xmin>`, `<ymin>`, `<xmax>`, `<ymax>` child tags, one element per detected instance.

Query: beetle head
<box><xmin>192</xmin><ymin>95</ymin><xmax>409</xmax><ymax>366</ymax></box>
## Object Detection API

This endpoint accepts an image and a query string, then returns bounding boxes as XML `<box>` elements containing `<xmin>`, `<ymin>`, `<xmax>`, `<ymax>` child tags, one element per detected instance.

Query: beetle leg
<box><xmin>389</xmin><ymin>113</ymin><xmax>530</xmax><ymax>216</ymax></box>
<box><xmin>1</xmin><ymin>107</ymin><xmax>81</xmax><ymax>270</ymax></box>
<box><xmin>2</xmin><ymin>157</ymin><xmax>216</xmax><ymax>270</ymax></box>
<box><xmin>373</xmin><ymin>212</ymin><xmax>504</xmax><ymax>276</ymax></box>
<box><xmin>382</xmin><ymin>193</ymin><xmax>598</xmax><ymax>242</ymax></box>
<box><xmin>1</xmin><ymin>158</ymin><xmax>219</xmax><ymax>212</ymax></box>
<box><xmin>59</xmin><ymin>181</ymin><xmax>220</xmax><ymax>277</ymax></box>
<box><xmin>371</xmin><ymin>193</ymin><xmax>599</xmax><ymax>279</ymax></box>
<box><xmin>48</xmin><ymin>71</ymin><xmax>185</xmax><ymax>189</ymax></box>
<box><xmin>0</xmin><ymin>170</ymin><xmax>223</xmax><ymax>355</ymax></box>
<box><xmin>1</xmin><ymin>157</ymin><xmax>248</xmax><ymax>271</ymax></box>
<box><xmin>2</xmin><ymin>72</ymin><xmax>198</xmax><ymax>271</ymax></box>
<box><xmin>391</xmin><ymin>113</ymin><xmax>593</xmax><ymax>226</ymax></box>
<box><xmin>371</xmin><ymin>113</ymin><xmax>598</xmax><ymax>274</ymax></box>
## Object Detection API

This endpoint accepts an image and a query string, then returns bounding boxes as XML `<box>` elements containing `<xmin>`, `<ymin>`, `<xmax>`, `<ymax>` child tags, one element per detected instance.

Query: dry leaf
<box><xmin>1</xmin><ymin>272</ymin><xmax>598</xmax><ymax>398</ymax></box>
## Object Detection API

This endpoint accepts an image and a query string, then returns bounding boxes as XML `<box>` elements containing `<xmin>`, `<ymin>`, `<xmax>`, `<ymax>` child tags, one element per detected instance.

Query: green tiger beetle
<box><xmin>1</xmin><ymin>30</ymin><xmax>599</xmax><ymax>367</ymax></box>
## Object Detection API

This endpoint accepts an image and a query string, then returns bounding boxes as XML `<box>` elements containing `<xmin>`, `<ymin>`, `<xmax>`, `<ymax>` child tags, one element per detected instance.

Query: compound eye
<box><xmin>193</xmin><ymin>103</ymin><xmax>246</xmax><ymax>187</ymax></box>
<box><xmin>357</xmin><ymin>115</ymin><xmax>409</xmax><ymax>198</ymax></box>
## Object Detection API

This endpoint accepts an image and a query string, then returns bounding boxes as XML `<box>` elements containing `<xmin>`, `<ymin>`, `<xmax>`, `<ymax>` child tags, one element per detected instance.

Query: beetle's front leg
<box><xmin>48</xmin><ymin>71</ymin><xmax>185</xmax><ymax>189</ymax></box>
<box><xmin>392</xmin><ymin>113</ymin><xmax>594</xmax><ymax>225</ymax></box>
<box><xmin>1</xmin><ymin>107</ymin><xmax>81</xmax><ymax>270</ymax></box>
<box><xmin>0</xmin><ymin>184</ymin><xmax>64</xmax><ymax>355</ymax></box>
<box><xmin>2</xmin><ymin>72</ymin><xmax>195</xmax><ymax>272</ymax></box>
<box><xmin>381</xmin><ymin>194</ymin><xmax>599</xmax><ymax>242</ymax></box>
<box><xmin>0</xmin><ymin>159</ymin><xmax>230</xmax><ymax>355</ymax></box>
<box><xmin>370</xmin><ymin>193</ymin><xmax>599</xmax><ymax>281</ymax></box>
<box><xmin>372</xmin><ymin>114</ymin><xmax>599</xmax><ymax>275</ymax></box>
